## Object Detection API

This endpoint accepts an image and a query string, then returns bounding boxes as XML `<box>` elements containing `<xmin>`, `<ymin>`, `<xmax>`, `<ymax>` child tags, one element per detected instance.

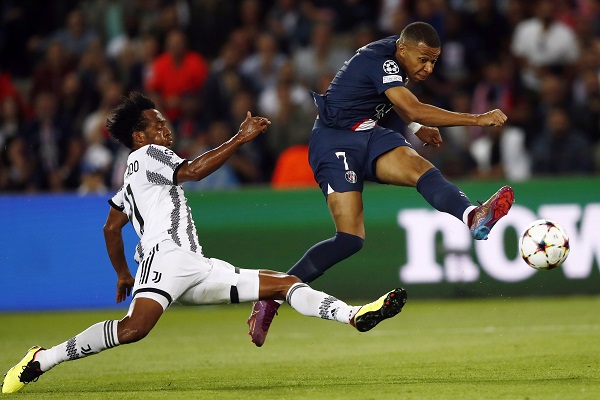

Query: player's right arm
<box><xmin>385</xmin><ymin>85</ymin><xmax>507</xmax><ymax>128</ymax></box>
<box><xmin>176</xmin><ymin>111</ymin><xmax>270</xmax><ymax>183</ymax></box>
<box><xmin>103</xmin><ymin>207</ymin><xmax>135</xmax><ymax>303</ymax></box>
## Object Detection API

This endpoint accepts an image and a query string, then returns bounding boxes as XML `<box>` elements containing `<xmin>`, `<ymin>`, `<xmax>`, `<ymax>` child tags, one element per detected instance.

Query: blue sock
<box><xmin>286</xmin><ymin>232</ymin><xmax>364</xmax><ymax>283</ymax></box>
<box><xmin>416</xmin><ymin>167</ymin><xmax>473</xmax><ymax>221</ymax></box>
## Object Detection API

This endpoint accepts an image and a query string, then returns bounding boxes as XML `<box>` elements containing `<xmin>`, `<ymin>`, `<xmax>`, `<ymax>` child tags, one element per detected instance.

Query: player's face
<box><xmin>397</xmin><ymin>41</ymin><xmax>440</xmax><ymax>82</ymax></box>
<box><xmin>140</xmin><ymin>109</ymin><xmax>173</xmax><ymax>148</ymax></box>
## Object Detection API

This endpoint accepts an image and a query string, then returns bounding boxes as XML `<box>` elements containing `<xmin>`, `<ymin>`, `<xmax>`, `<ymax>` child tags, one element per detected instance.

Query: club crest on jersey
<box><xmin>345</xmin><ymin>170</ymin><xmax>357</xmax><ymax>183</ymax></box>
<box><xmin>383</xmin><ymin>60</ymin><xmax>400</xmax><ymax>74</ymax></box>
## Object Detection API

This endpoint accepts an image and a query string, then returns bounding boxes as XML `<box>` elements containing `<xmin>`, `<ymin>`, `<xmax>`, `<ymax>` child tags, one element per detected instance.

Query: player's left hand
<box><xmin>415</xmin><ymin>126</ymin><xmax>442</xmax><ymax>147</ymax></box>
<box><xmin>237</xmin><ymin>111</ymin><xmax>271</xmax><ymax>143</ymax></box>
<box><xmin>116</xmin><ymin>273</ymin><xmax>135</xmax><ymax>303</ymax></box>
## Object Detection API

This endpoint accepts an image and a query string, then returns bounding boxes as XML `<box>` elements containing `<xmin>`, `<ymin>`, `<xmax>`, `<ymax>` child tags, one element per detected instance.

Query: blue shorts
<box><xmin>308</xmin><ymin>119</ymin><xmax>413</xmax><ymax>197</ymax></box>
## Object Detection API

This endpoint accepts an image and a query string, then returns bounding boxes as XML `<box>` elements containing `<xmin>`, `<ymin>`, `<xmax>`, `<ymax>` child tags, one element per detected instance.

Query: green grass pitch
<box><xmin>1</xmin><ymin>296</ymin><xmax>599</xmax><ymax>399</ymax></box>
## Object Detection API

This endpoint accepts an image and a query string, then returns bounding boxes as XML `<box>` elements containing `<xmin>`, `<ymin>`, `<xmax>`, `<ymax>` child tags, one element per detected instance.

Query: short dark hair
<box><xmin>399</xmin><ymin>22</ymin><xmax>441</xmax><ymax>48</ymax></box>
<box><xmin>106</xmin><ymin>91</ymin><xmax>156</xmax><ymax>149</ymax></box>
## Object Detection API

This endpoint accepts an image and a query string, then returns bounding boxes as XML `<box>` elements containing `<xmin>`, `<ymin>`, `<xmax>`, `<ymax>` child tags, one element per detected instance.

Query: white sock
<box><xmin>286</xmin><ymin>283</ymin><xmax>360</xmax><ymax>324</ymax></box>
<box><xmin>35</xmin><ymin>320</ymin><xmax>120</xmax><ymax>372</ymax></box>
<box><xmin>463</xmin><ymin>205</ymin><xmax>477</xmax><ymax>225</ymax></box>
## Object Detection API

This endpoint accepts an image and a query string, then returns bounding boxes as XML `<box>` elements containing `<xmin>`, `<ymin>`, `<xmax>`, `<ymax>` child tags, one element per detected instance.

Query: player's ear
<box><xmin>397</xmin><ymin>42</ymin><xmax>407</xmax><ymax>59</ymax></box>
<box><xmin>132</xmin><ymin>130</ymin><xmax>146</xmax><ymax>146</ymax></box>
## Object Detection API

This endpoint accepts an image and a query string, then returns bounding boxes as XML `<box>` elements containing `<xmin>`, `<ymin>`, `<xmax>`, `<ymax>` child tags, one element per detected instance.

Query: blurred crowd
<box><xmin>1</xmin><ymin>0</ymin><xmax>600</xmax><ymax>194</ymax></box>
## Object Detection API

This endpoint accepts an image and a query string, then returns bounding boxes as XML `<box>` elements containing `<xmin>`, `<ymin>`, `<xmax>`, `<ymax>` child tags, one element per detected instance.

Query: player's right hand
<box><xmin>116</xmin><ymin>273</ymin><xmax>135</xmax><ymax>303</ymax></box>
<box><xmin>415</xmin><ymin>126</ymin><xmax>442</xmax><ymax>147</ymax></box>
<box><xmin>477</xmin><ymin>109</ymin><xmax>507</xmax><ymax>127</ymax></box>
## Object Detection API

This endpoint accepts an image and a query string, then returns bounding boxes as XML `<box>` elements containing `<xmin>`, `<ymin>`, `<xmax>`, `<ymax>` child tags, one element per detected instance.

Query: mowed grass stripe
<box><xmin>1</xmin><ymin>296</ymin><xmax>598</xmax><ymax>399</ymax></box>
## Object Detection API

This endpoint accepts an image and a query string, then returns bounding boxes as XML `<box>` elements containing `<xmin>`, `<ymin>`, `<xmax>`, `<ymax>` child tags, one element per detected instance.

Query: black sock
<box><xmin>416</xmin><ymin>167</ymin><xmax>473</xmax><ymax>221</ymax></box>
<box><xmin>286</xmin><ymin>232</ymin><xmax>364</xmax><ymax>283</ymax></box>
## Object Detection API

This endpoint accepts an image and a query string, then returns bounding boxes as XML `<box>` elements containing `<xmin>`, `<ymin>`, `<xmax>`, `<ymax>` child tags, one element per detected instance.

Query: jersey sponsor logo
<box><xmin>345</xmin><ymin>170</ymin><xmax>357</xmax><ymax>183</ymax></box>
<box><xmin>383</xmin><ymin>59</ymin><xmax>400</xmax><ymax>74</ymax></box>
<box><xmin>383</xmin><ymin>75</ymin><xmax>403</xmax><ymax>84</ymax></box>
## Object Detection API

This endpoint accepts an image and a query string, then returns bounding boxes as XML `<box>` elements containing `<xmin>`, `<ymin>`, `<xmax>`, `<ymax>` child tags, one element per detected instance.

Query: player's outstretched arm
<box><xmin>386</xmin><ymin>86</ymin><xmax>507</xmax><ymax>128</ymax></box>
<box><xmin>103</xmin><ymin>207</ymin><xmax>135</xmax><ymax>303</ymax></box>
<box><xmin>177</xmin><ymin>112</ymin><xmax>270</xmax><ymax>183</ymax></box>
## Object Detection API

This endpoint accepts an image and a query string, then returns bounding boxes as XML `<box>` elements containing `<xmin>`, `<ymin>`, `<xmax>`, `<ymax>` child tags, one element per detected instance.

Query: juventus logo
<box><xmin>152</xmin><ymin>271</ymin><xmax>162</xmax><ymax>283</ymax></box>
<box><xmin>80</xmin><ymin>344</ymin><xmax>93</xmax><ymax>355</ymax></box>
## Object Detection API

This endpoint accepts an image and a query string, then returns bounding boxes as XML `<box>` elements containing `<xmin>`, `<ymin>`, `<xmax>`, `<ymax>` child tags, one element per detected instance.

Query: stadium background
<box><xmin>1</xmin><ymin>0</ymin><xmax>599</xmax><ymax>311</ymax></box>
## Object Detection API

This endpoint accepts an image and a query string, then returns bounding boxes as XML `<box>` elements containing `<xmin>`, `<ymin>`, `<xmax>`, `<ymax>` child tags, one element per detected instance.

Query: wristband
<box><xmin>408</xmin><ymin>122</ymin><xmax>422</xmax><ymax>133</ymax></box>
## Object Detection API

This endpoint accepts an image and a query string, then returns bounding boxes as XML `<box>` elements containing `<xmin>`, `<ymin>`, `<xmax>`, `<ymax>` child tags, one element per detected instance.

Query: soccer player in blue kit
<box><xmin>247</xmin><ymin>22</ymin><xmax>515</xmax><ymax>346</ymax></box>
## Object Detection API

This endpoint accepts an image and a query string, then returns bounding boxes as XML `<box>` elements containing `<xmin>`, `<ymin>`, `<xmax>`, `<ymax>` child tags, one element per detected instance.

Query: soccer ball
<box><xmin>519</xmin><ymin>219</ymin><xmax>570</xmax><ymax>270</ymax></box>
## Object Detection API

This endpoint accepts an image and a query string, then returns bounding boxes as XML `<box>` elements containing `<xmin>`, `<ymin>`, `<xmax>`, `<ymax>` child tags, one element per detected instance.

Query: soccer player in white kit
<box><xmin>2</xmin><ymin>92</ymin><xmax>407</xmax><ymax>394</ymax></box>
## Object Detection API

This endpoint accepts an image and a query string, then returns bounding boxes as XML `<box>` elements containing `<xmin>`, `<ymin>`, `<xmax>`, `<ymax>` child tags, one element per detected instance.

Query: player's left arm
<box><xmin>103</xmin><ymin>207</ymin><xmax>135</xmax><ymax>303</ymax></box>
<box><xmin>386</xmin><ymin>85</ymin><xmax>506</xmax><ymax>127</ymax></box>
<box><xmin>176</xmin><ymin>112</ymin><xmax>270</xmax><ymax>183</ymax></box>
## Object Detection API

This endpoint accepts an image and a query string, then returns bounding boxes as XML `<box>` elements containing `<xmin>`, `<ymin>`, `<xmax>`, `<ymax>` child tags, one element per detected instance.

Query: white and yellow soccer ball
<box><xmin>519</xmin><ymin>219</ymin><xmax>570</xmax><ymax>271</ymax></box>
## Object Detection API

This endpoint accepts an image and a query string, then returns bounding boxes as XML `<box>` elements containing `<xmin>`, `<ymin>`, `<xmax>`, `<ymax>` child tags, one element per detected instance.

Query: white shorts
<box><xmin>129</xmin><ymin>241</ymin><xmax>260</xmax><ymax>311</ymax></box>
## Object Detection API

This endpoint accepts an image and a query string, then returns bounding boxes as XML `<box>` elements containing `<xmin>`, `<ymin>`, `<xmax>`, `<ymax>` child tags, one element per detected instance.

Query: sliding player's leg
<box><xmin>2</xmin><ymin>298</ymin><xmax>164</xmax><ymax>394</ymax></box>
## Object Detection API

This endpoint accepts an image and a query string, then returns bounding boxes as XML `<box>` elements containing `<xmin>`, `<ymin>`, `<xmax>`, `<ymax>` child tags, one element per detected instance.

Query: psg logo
<box><xmin>383</xmin><ymin>60</ymin><xmax>400</xmax><ymax>74</ymax></box>
<box><xmin>345</xmin><ymin>170</ymin><xmax>357</xmax><ymax>183</ymax></box>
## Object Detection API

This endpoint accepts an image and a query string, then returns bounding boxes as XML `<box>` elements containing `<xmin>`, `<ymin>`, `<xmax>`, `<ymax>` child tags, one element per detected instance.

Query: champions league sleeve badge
<box><xmin>383</xmin><ymin>60</ymin><xmax>400</xmax><ymax>74</ymax></box>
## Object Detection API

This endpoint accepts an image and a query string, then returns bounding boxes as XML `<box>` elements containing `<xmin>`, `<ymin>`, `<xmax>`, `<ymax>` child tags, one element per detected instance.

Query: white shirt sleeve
<box><xmin>143</xmin><ymin>145</ymin><xmax>187</xmax><ymax>185</ymax></box>
<box><xmin>109</xmin><ymin>185</ymin><xmax>125</xmax><ymax>211</ymax></box>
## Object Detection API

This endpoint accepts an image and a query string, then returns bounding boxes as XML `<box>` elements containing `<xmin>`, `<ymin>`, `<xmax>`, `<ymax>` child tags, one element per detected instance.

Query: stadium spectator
<box><xmin>434</xmin><ymin>10</ymin><xmax>471</xmax><ymax>99</ymax></box>
<box><xmin>153</xmin><ymin>1</ymin><xmax>190</xmax><ymax>44</ymax></box>
<box><xmin>0</xmin><ymin>66</ymin><xmax>32</xmax><ymax>120</ymax></box>
<box><xmin>144</xmin><ymin>28</ymin><xmax>209</xmax><ymax>122</ymax></box>
<box><xmin>235</xmin><ymin>0</ymin><xmax>264</xmax><ymax>48</ymax></box>
<box><xmin>258</xmin><ymin>61</ymin><xmax>314</xmax><ymax>164</ymax></box>
<box><xmin>105</xmin><ymin>13</ymin><xmax>142</xmax><ymax>61</ymax></box>
<box><xmin>470</xmin><ymin>58</ymin><xmax>515</xmax><ymax>140</ymax></box>
<box><xmin>240</xmin><ymin>31</ymin><xmax>288</xmax><ymax>94</ymax></box>
<box><xmin>188</xmin><ymin>0</ymin><xmax>236</xmax><ymax>59</ymax></box>
<box><xmin>77</xmin><ymin>38</ymin><xmax>114</xmax><ymax>111</ymax></box>
<box><xmin>138</xmin><ymin>34</ymin><xmax>160</xmax><ymax>88</ymax></box>
<box><xmin>405</xmin><ymin>0</ymin><xmax>446</xmax><ymax>39</ymax></box>
<box><xmin>171</xmin><ymin>91</ymin><xmax>209</xmax><ymax>160</ymax></box>
<box><xmin>29</xmin><ymin>41</ymin><xmax>76</xmax><ymax>103</ymax></box>
<box><xmin>59</xmin><ymin>71</ymin><xmax>93</xmax><ymax>134</ymax></box>
<box><xmin>50</xmin><ymin>9</ymin><xmax>99</xmax><ymax>59</ymax></box>
<box><xmin>228</xmin><ymin>90</ymin><xmax>266</xmax><ymax>183</ymax></box>
<box><xmin>461</xmin><ymin>0</ymin><xmax>512</xmax><ymax>69</ymax></box>
<box><xmin>0</xmin><ymin>92</ymin><xmax>405</xmax><ymax>393</ymax></box>
<box><xmin>257</xmin><ymin>60</ymin><xmax>312</xmax><ymax>118</ymax></box>
<box><xmin>203</xmin><ymin>40</ymin><xmax>255</xmax><ymax>123</ymax></box>
<box><xmin>293</xmin><ymin>20</ymin><xmax>352</xmax><ymax>91</ymax></box>
<box><xmin>111</xmin><ymin>40</ymin><xmax>145</xmax><ymax>94</ymax></box>
<box><xmin>531</xmin><ymin>106</ymin><xmax>594</xmax><ymax>175</ymax></box>
<box><xmin>265</xmin><ymin>0</ymin><xmax>313</xmax><ymax>52</ymax></box>
<box><xmin>525</xmin><ymin>73</ymin><xmax>574</xmax><ymax>149</ymax></box>
<box><xmin>81</xmin><ymin>80</ymin><xmax>124</xmax><ymax>189</ymax></box>
<box><xmin>21</xmin><ymin>91</ymin><xmax>83</xmax><ymax>192</ymax></box>
<box><xmin>470</xmin><ymin>124</ymin><xmax>531</xmax><ymax>181</ymax></box>
<box><xmin>0</xmin><ymin>97</ymin><xmax>30</xmax><ymax>191</ymax></box>
<box><xmin>510</xmin><ymin>0</ymin><xmax>580</xmax><ymax>93</ymax></box>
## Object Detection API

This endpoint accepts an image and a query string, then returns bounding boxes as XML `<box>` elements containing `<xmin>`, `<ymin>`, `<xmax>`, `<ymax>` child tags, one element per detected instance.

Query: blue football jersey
<box><xmin>313</xmin><ymin>35</ymin><xmax>407</xmax><ymax>131</ymax></box>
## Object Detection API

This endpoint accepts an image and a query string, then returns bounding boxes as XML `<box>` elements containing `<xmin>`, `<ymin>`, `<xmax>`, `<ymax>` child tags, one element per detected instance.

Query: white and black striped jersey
<box><xmin>109</xmin><ymin>144</ymin><xmax>202</xmax><ymax>263</ymax></box>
